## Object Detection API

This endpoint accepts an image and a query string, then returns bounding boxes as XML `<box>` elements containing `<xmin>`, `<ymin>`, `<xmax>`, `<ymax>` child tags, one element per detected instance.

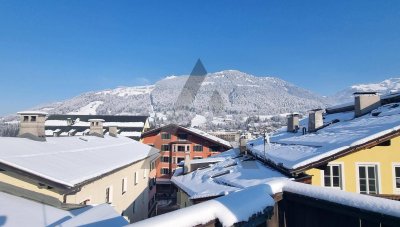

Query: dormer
<box><xmin>17</xmin><ymin>111</ymin><xmax>47</xmax><ymax>141</ymax></box>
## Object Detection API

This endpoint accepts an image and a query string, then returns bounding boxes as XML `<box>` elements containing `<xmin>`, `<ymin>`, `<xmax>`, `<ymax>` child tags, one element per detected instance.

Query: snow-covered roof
<box><xmin>142</xmin><ymin>124</ymin><xmax>232</xmax><ymax>148</ymax></box>
<box><xmin>186</xmin><ymin>127</ymin><xmax>232</xmax><ymax>147</ymax></box>
<box><xmin>0</xmin><ymin>191</ymin><xmax>128</xmax><ymax>227</ymax></box>
<box><xmin>88</xmin><ymin>118</ymin><xmax>105</xmax><ymax>122</ymax></box>
<box><xmin>0</xmin><ymin>135</ymin><xmax>159</xmax><ymax>187</ymax></box>
<box><xmin>17</xmin><ymin>111</ymin><xmax>48</xmax><ymax>115</ymax></box>
<box><xmin>135</xmin><ymin>179</ymin><xmax>400</xmax><ymax>227</ymax></box>
<box><xmin>132</xmin><ymin>184</ymin><xmax>275</xmax><ymax>227</ymax></box>
<box><xmin>283</xmin><ymin>181</ymin><xmax>400</xmax><ymax>218</ymax></box>
<box><xmin>248</xmin><ymin>102</ymin><xmax>400</xmax><ymax>171</ymax></box>
<box><xmin>172</xmin><ymin>150</ymin><xmax>289</xmax><ymax>200</ymax></box>
<box><xmin>119</xmin><ymin>131</ymin><xmax>141</xmax><ymax>137</ymax></box>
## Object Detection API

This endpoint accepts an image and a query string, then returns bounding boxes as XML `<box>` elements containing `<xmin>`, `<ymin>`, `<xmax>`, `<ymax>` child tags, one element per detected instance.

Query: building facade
<box><xmin>141</xmin><ymin>124</ymin><xmax>232</xmax><ymax>180</ymax></box>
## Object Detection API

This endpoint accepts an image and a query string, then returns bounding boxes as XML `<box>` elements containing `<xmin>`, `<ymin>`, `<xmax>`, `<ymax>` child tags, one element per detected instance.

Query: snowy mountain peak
<box><xmin>333</xmin><ymin>78</ymin><xmax>400</xmax><ymax>104</ymax></box>
<box><xmin>6</xmin><ymin>70</ymin><xmax>330</xmax><ymax>129</ymax></box>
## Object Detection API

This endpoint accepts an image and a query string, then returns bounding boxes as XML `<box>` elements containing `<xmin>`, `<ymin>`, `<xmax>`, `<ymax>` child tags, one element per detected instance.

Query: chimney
<box><xmin>308</xmin><ymin>109</ymin><xmax>323</xmax><ymax>133</ymax></box>
<box><xmin>354</xmin><ymin>92</ymin><xmax>381</xmax><ymax>117</ymax></box>
<box><xmin>89</xmin><ymin>119</ymin><xmax>105</xmax><ymax>137</ymax></box>
<box><xmin>66</xmin><ymin>118</ymin><xmax>73</xmax><ymax>126</ymax></box>
<box><xmin>17</xmin><ymin>111</ymin><xmax>47</xmax><ymax>141</ymax></box>
<box><xmin>287</xmin><ymin>113</ymin><xmax>300</xmax><ymax>132</ymax></box>
<box><xmin>183</xmin><ymin>155</ymin><xmax>191</xmax><ymax>174</ymax></box>
<box><xmin>239</xmin><ymin>134</ymin><xmax>248</xmax><ymax>155</ymax></box>
<box><xmin>109</xmin><ymin>126</ymin><xmax>118</xmax><ymax>137</ymax></box>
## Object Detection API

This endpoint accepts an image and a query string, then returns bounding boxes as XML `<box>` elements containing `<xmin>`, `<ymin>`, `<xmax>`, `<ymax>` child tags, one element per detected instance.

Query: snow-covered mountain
<box><xmin>2</xmin><ymin>70</ymin><xmax>331</xmax><ymax>130</ymax></box>
<box><xmin>332</xmin><ymin>78</ymin><xmax>400</xmax><ymax>104</ymax></box>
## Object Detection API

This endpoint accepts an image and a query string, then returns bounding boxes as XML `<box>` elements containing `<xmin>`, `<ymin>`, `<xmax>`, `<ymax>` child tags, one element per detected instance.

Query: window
<box><xmin>178</xmin><ymin>133</ymin><xmax>188</xmax><ymax>141</ymax></box>
<box><xmin>150</xmin><ymin>160</ymin><xmax>156</xmax><ymax>171</ymax></box>
<box><xmin>210</xmin><ymin>146</ymin><xmax>220</xmax><ymax>152</ymax></box>
<box><xmin>177</xmin><ymin>157</ymin><xmax>185</xmax><ymax>164</ymax></box>
<box><xmin>193</xmin><ymin>156</ymin><xmax>202</xmax><ymax>160</ymax></box>
<box><xmin>161</xmin><ymin>168</ymin><xmax>169</xmax><ymax>174</ymax></box>
<box><xmin>134</xmin><ymin>171</ymin><xmax>139</xmax><ymax>185</ymax></box>
<box><xmin>122</xmin><ymin>178</ymin><xmax>128</xmax><ymax>194</ymax></box>
<box><xmin>161</xmin><ymin>156</ymin><xmax>170</xmax><ymax>163</ymax></box>
<box><xmin>177</xmin><ymin>145</ymin><xmax>186</xmax><ymax>152</ymax></box>
<box><xmin>394</xmin><ymin>165</ymin><xmax>400</xmax><ymax>191</ymax></box>
<box><xmin>23</xmin><ymin>116</ymin><xmax>29</xmax><ymax>122</ymax></box>
<box><xmin>31</xmin><ymin>116</ymin><xmax>36</xmax><ymax>122</ymax></box>
<box><xmin>161</xmin><ymin>144</ymin><xmax>170</xmax><ymax>151</ymax></box>
<box><xmin>161</xmin><ymin>133</ymin><xmax>171</xmax><ymax>140</ymax></box>
<box><xmin>193</xmin><ymin>145</ymin><xmax>203</xmax><ymax>152</ymax></box>
<box><xmin>323</xmin><ymin>164</ymin><xmax>342</xmax><ymax>189</ymax></box>
<box><xmin>358</xmin><ymin>165</ymin><xmax>379</xmax><ymax>194</ymax></box>
<box><xmin>105</xmin><ymin>186</ymin><xmax>113</xmax><ymax>204</ymax></box>
<box><xmin>132</xmin><ymin>201</ymin><xmax>136</xmax><ymax>213</ymax></box>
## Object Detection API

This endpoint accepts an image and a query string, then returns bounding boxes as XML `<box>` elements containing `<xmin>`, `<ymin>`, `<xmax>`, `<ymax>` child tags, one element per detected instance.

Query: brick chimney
<box><xmin>354</xmin><ymin>92</ymin><xmax>381</xmax><ymax>117</ymax></box>
<box><xmin>89</xmin><ymin>119</ymin><xmax>105</xmax><ymax>137</ymax></box>
<box><xmin>308</xmin><ymin>109</ymin><xmax>323</xmax><ymax>133</ymax></box>
<box><xmin>287</xmin><ymin>113</ymin><xmax>300</xmax><ymax>132</ymax></box>
<box><xmin>17</xmin><ymin>111</ymin><xmax>47</xmax><ymax>141</ymax></box>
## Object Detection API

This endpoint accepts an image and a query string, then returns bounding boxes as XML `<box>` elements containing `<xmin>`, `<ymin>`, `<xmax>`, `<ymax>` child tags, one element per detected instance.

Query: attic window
<box><xmin>31</xmin><ymin>116</ymin><xmax>36</xmax><ymax>122</ymax></box>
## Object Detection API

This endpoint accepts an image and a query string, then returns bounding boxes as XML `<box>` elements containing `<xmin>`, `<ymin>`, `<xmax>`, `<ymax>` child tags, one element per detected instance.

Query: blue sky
<box><xmin>1</xmin><ymin>0</ymin><xmax>400</xmax><ymax>115</ymax></box>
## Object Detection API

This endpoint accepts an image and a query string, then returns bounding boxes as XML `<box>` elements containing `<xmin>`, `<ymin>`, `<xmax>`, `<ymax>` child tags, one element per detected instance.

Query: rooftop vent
<box><xmin>89</xmin><ymin>119</ymin><xmax>105</xmax><ymax>137</ymax></box>
<box><xmin>354</xmin><ymin>92</ymin><xmax>381</xmax><ymax>117</ymax></box>
<box><xmin>17</xmin><ymin>111</ymin><xmax>47</xmax><ymax>141</ymax></box>
<box><xmin>308</xmin><ymin>109</ymin><xmax>323</xmax><ymax>133</ymax></box>
<box><xmin>287</xmin><ymin>113</ymin><xmax>300</xmax><ymax>132</ymax></box>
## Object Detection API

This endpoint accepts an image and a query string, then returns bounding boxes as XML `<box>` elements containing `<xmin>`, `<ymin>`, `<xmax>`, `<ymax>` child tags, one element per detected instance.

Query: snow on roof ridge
<box><xmin>17</xmin><ymin>110</ymin><xmax>48</xmax><ymax>115</ymax></box>
<box><xmin>284</xmin><ymin>181</ymin><xmax>400</xmax><ymax>218</ymax></box>
<box><xmin>132</xmin><ymin>184</ymin><xmax>275</xmax><ymax>227</ymax></box>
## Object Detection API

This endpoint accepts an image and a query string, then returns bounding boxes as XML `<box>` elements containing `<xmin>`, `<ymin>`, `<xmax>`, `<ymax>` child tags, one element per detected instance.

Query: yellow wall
<box><xmin>0</xmin><ymin>172</ymin><xmax>63</xmax><ymax>200</ymax></box>
<box><xmin>306</xmin><ymin>136</ymin><xmax>400</xmax><ymax>195</ymax></box>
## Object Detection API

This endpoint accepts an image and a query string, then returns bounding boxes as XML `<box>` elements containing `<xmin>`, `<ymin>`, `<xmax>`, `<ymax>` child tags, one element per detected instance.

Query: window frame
<box><xmin>161</xmin><ymin>144</ymin><xmax>170</xmax><ymax>151</ymax></box>
<box><xmin>122</xmin><ymin>178</ymin><xmax>128</xmax><ymax>194</ymax></box>
<box><xmin>161</xmin><ymin>132</ymin><xmax>171</xmax><ymax>140</ymax></box>
<box><xmin>134</xmin><ymin>171</ymin><xmax>139</xmax><ymax>185</ymax></box>
<box><xmin>177</xmin><ymin>133</ymin><xmax>188</xmax><ymax>141</ymax></box>
<box><xmin>160</xmin><ymin>168</ymin><xmax>169</xmax><ymax>175</ymax></box>
<box><xmin>193</xmin><ymin>144</ymin><xmax>203</xmax><ymax>152</ymax></box>
<box><xmin>392</xmin><ymin>163</ymin><xmax>400</xmax><ymax>194</ymax></box>
<box><xmin>105</xmin><ymin>186</ymin><xmax>113</xmax><ymax>204</ymax></box>
<box><xmin>321</xmin><ymin>163</ymin><xmax>344</xmax><ymax>190</ymax></box>
<box><xmin>356</xmin><ymin>162</ymin><xmax>381</xmax><ymax>195</ymax></box>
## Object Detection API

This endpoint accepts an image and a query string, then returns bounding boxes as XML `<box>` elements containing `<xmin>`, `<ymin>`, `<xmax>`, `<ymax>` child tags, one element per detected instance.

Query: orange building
<box><xmin>141</xmin><ymin>124</ymin><xmax>232</xmax><ymax>181</ymax></box>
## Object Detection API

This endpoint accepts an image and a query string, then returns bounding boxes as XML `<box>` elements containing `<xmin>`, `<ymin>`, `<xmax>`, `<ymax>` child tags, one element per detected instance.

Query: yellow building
<box><xmin>306</xmin><ymin>135</ymin><xmax>400</xmax><ymax>195</ymax></box>
<box><xmin>0</xmin><ymin>111</ymin><xmax>159</xmax><ymax>223</ymax></box>
<box><xmin>247</xmin><ymin>92</ymin><xmax>400</xmax><ymax>197</ymax></box>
